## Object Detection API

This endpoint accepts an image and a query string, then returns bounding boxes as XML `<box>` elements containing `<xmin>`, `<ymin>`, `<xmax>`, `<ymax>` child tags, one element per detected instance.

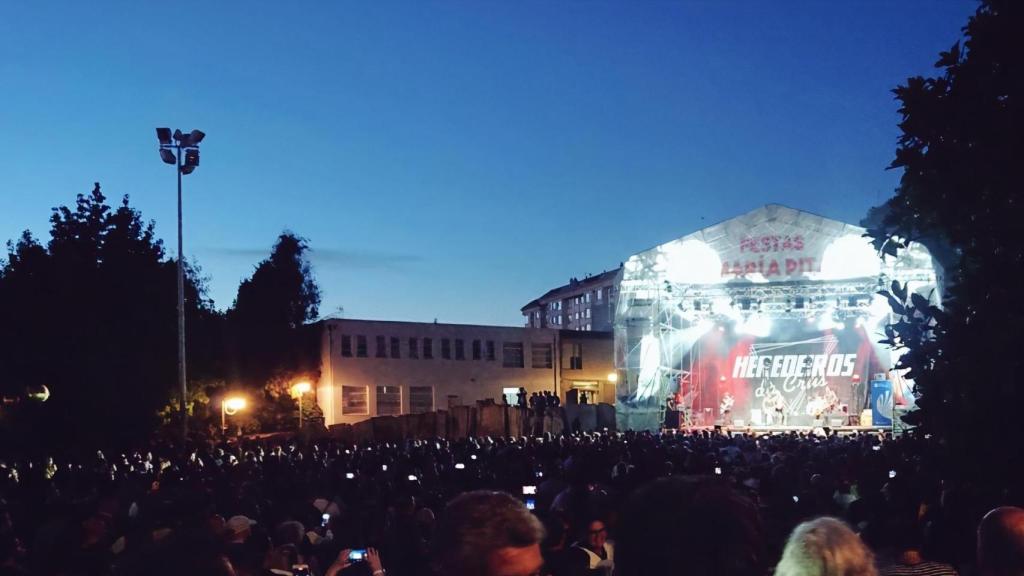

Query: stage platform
<box><xmin>668</xmin><ymin>425</ymin><xmax>891</xmax><ymax>436</ymax></box>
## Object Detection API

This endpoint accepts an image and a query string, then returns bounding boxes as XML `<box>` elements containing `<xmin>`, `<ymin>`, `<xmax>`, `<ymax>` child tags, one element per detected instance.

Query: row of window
<box><xmin>340</xmin><ymin>384</ymin><xmax>434</xmax><ymax>416</ymax></box>
<box><xmin>339</xmin><ymin>335</ymin><xmax>557</xmax><ymax>369</ymax></box>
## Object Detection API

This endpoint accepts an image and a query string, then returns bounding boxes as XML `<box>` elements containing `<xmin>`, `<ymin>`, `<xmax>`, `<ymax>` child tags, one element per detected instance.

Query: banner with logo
<box><xmin>870</xmin><ymin>380</ymin><xmax>893</xmax><ymax>427</ymax></box>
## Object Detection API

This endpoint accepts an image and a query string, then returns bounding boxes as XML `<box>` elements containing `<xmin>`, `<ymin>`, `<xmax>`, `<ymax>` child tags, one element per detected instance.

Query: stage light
<box><xmin>159</xmin><ymin>148</ymin><xmax>176</xmax><ymax>165</ymax></box>
<box><xmin>659</xmin><ymin>239</ymin><xmax>722</xmax><ymax>285</ymax></box>
<box><xmin>820</xmin><ymin>234</ymin><xmax>881</xmax><ymax>280</ymax></box>
<box><xmin>156</xmin><ymin>127</ymin><xmax>172</xmax><ymax>145</ymax></box>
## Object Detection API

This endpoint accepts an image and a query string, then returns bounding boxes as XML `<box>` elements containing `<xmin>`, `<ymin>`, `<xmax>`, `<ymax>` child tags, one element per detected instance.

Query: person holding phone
<box><xmin>324</xmin><ymin>547</ymin><xmax>385</xmax><ymax>576</ymax></box>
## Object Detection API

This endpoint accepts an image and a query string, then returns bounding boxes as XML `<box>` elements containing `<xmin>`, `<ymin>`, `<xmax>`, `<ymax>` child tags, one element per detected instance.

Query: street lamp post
<box><xmin>221</xmin><ymin>396</ymin><xmax>247</xmax><ymax>436</ymax></box>
<box><xmin>156</xmin><ymin>128</ymin><xmax>205</xmax><ymax>443</ymax></box>
<box><xmin>292</xmin><ymin>381</ymin><xmax>312</xmax><ymax>430</ymax></box>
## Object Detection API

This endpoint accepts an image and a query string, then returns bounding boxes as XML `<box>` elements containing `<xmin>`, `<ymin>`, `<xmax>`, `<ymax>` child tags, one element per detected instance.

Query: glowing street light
<box><xmin>291</xmin><ymin>381</ymin><xmax>312</xmax><ymax>430</ymax></box>
<box><xmin>221</xmin><ymin>396</ymin><xmax>247</xmax><ymax>435</ymax></box>
<box><xmin>155</xmin><ymin>127</ymin><xmax>206</xmax><ymax>442</ymax></box>
<box><xmin>607</xmin><ymin>372</ymin><xmax>618</xmax><ymax>383</ymax></box>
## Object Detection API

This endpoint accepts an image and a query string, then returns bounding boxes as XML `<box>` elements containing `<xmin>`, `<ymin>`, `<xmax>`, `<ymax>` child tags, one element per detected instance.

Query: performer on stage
<box><xmin>823</xmin><ymin>386</ymin><xmax>839</xmax><ymax>417</ymax></box>
<box><xmin>765</xmin><ymin>389</ymin><xmax>786</xmax><ymax>426</ymax></box>
<box><xmin>720</xmin><ymin>392</ymin><xmax>735</xmax><ymax>424</ymax></box>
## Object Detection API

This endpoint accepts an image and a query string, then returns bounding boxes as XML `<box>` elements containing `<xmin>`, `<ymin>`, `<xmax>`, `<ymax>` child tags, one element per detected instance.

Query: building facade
<box><xmin>315</xmin><ymin>319</ymin><xmax>615</xmax><ymax>426</ymax></box>
<box><xmin>521</xmin><ymin>268</ymin><xmax>622</xmax><ymax>331</ymax></box>
<box><xmin>557</xmin><ymin>329</ymin><xmax>615</xmax><ymax>406</ymax></box>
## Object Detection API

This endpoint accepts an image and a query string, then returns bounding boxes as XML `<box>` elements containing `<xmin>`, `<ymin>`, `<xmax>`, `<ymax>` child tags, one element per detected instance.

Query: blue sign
<box><xmin>870</xmin><ymin>380</ymin><xmax>893</xmax><ymax>427</ymax></box>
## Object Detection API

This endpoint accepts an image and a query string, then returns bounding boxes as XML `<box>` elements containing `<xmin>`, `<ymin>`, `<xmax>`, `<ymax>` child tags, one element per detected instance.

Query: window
<box><xmin>409</xmin><ymin>386</ymin><xmax>434</xmax><ymax>414</ymax></box>
<box><xmin>569</xmin><ymin>343</ymin><xmax>583</xmax><ymax>370</ymax></box>
<box><xmin>441</xmin><ymin>338</ymin><xmax>451</xmax><ymax>359</ymax></box>
<box><xmin>502</xmin><ymin>387</ymin><xmax>519</xmax><ymax>405</ymax></box>
<box><xmin>597</xmin><ymin>288</ymin><xmax>603</xmax><ymax>301</ymax></box>
<box><xmin>375</xmin><ymin>335</ymin><xmax>387</xmax><ymax>358</ymax></box>
<box><xmin>472</xmin><ymin>339</ymin><xmax>482</xmax><ymax>360</ymax></box>
<box><xmin>585</xmin><ymin>308</ymin><xmax>591</xmax><ymax>318</ymax></box>
<box><xmin>502</xmin><ymin>342</ymin><xmax>524</xmax><ymax>368</ymax></box>
<box><xmin>341</xmin><ymin>386</ymin><xmax>368</xmax><ymax>415</ymax></box>
<box><xmin>486</xmin><ymin>340</ymin><xmax>496</xmax><ymax>361</ymax></box>
<box><xmin>586</xmin><ymin>292</ymin><xmax>592</xmax><ymax>303</ymax></box>
<box><xmin>423</xmin><ymin>338</ymin><xmax>434</xmax><ymax>359</ymax></box>
<box><xmin>376</xmin><ymin>385</ymin><xmax>402</xmax><ymax>416</ymax></box>
<box><xmin>532</xmin><ymin>343</ymin><xmax>553</xmax><ymax>369</ymax></box>
<box><xmin>356</xmin><ymin>335</ymin><xmax>368</xmax><ymax>358</ymax></box>
<box><xmin>409</xmin><ymin>337</ymin><xmax>419</xmax><ymax>359</ymax></box>
<box><xmin>455</xmin><ymin>339</ymin><xmax>465</xmax><ymax>360</ymax></box>
<box><xmin>390</xmin><ymin>337</ymin><xmax>400</xmax><ymax>359</ymax></box>
<box><xmin>341</xmin><ymin>335</ymin><xmax>352</xmax><ymax>357</ymax></box>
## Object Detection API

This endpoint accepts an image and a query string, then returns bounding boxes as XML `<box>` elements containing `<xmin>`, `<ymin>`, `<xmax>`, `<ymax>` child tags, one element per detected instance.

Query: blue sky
<box><xmin>0</xmin><ymin>1</ymin><xmax>976</xmax><ymax>326</ymax></box>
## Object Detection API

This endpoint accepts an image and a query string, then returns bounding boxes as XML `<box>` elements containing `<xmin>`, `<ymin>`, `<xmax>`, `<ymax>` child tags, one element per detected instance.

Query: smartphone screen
<box><xmin>714</xmin><ymin>467</ymin><xmax>722</xmax><ymax>475</ymax></box>
<box><xmin>522</xmin><ymin>485</ymin><xmax>537</xmax><ymax>495</ymax></box>
<box><xmin>525</xmin><ymin>499</ymin><xmax>536</xmax><ymax>510</ymax></box>
<box><xmin>348</xmin><ymin>550</ymin><xmax>367</xmax><ymax>562</ymax></box>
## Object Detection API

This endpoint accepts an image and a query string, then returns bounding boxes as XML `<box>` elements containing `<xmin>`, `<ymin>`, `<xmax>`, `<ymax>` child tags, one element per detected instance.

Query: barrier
<box><xmin>328</xmin><ymin>404</ymin><xmax>614</xmax><ymax>442</ymax></box>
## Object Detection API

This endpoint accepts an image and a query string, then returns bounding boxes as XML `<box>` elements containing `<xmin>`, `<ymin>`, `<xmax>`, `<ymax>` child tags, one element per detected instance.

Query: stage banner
<box><xmin>870</xmin><ymin>380</ymin><xmax>893</xmax><ymax>427</ymax></box>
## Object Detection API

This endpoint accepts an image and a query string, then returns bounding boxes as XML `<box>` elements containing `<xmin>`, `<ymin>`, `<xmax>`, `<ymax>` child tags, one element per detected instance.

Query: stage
<box><xmin>666</xmin><ymin>424</ymin><xmax>891</xmax><ymax>436</ymax></box>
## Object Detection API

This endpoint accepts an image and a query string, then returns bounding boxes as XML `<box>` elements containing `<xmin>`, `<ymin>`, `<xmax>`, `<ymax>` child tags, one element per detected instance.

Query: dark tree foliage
<box><xmin>866</xmin><ymin>0</ymin><xmax>1022</xmax><ymax>478</ymax></box>
<box><xmin>0</xmin><ymin>184</ymin><xmax>221</xmax><ymax>453</ymax></box>
<box><xmin>226</xmin><ymin>232</ymin><xmax>322</xmax><ymax>428</ymax></box>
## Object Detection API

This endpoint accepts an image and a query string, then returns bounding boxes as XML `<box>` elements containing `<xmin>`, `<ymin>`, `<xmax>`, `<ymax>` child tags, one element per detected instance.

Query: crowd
<box><xmin>1</xmin><ymin>429</ymin><xmax>1023</xmax><ymax>576</ymax></box>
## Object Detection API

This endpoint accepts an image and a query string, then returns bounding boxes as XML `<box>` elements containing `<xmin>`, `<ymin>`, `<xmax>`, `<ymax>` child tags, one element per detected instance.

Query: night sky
<box><xmin>0</xmin><ymin>1</ymin><xmax>976</xmax><ymax>325</ymax></box>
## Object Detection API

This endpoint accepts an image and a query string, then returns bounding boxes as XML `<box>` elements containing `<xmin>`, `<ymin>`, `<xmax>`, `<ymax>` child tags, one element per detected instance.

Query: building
<box><xmin>613</xmin><ymin>204</ymin><xmax>941</xmax><ymax>431</ymax></box>
<box><xmin>556</xmin><ymin>329</ymin><xmax>615</xmax><ymax>406</ymax></box>
<box><xmin>521</xmin><ymin>268</ymin><xmax>622</xmax><ymax>331</ymax></box>
<box><xmin>315</xmin><ymin>318</ymin><xmax>615</xmax><ymax>426</ymax></box>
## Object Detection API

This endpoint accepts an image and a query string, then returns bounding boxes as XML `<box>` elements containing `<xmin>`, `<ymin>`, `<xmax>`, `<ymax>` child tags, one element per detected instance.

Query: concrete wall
<box><xmin>317</xmin><ymin>319</ymin><xmax>561</xmax><ymax>427</ymax></box>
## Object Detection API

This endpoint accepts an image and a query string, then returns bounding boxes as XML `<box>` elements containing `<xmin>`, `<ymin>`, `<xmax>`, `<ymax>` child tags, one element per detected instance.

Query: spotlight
<box><xmin>188</xmin><ymin>129</ymin><xmax>206</xmax><ymax>144</ymax></box>
<box><xmin>159</xmin><ymin>148</ymin><xmax>176</xmax><ymax>165</ymax></box>
<box><xmin>181</xmin><ymin>148</ymin><xmax>199</xmax><ymax>174</ymax></box>
<box><xmin>156</xmin><ymin>127</ymin><xmax>172</xmax><ymax>145</ymax></box>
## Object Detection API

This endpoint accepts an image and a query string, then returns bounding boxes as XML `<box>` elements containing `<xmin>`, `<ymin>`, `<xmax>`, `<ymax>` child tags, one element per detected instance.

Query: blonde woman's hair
<box><xmin>775</xmin><ymin>517</ymin><xmax>877</xmax><ymax>576</ymax></box>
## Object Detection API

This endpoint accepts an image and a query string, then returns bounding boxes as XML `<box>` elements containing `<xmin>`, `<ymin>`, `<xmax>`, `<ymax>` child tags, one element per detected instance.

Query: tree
<box><xmin>866</xmin><ymin>0</ymin><xmax>1022</xmax><ymax>478</ymax></box>
<box><xmin>0</xmin><ymin>184</ymin><xmax>222</xmax><ymax>452</ymax></box>
<box><xmin>226</xmin><ymin>232</ymin><xmax>322</xmax><ymax>431</ymax></box>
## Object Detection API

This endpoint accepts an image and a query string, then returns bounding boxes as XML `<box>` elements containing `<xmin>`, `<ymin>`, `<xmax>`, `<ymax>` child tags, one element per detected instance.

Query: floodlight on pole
<box><xmin>221</xmin><ymin>396</ymin><xmax>247</xmax><ymax>435</ymax></box>
<box><xmin>291</xmin><ymin>381</ymin><xmax>312</xmax><ymax>430</ymax></box>
<box><xmin>155</xmin><ymin>126</ymin><xmax>205</xmax><ymax>443</ymax></box>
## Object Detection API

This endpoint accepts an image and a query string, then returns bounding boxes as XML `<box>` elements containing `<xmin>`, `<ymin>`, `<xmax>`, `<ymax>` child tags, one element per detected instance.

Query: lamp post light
<box><xmin>156</xmin><ymin>127</ymin><xmax>205</xmax><ymax>442</ymax></box>
<box><xmin>221</xmin><ymin>396</ymin><xmax>247</xmax><ymax>436</ymax></box>
<box><xmin>291</xmin><ymin>381</ymin><xmax>312</xmax><ymax>430</ymax></box>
